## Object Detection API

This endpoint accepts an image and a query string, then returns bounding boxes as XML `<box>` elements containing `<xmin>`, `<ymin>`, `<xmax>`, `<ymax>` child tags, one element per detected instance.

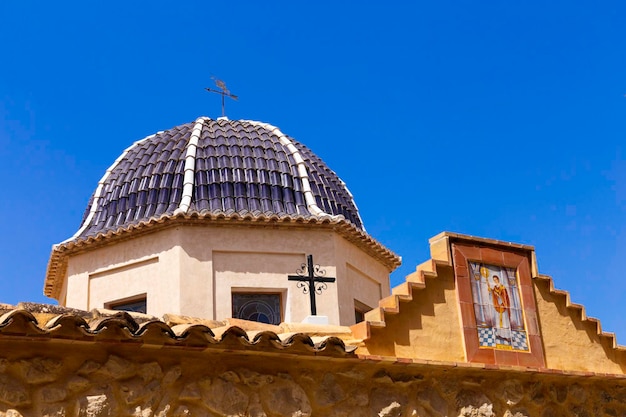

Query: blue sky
<box><xmin>1</xmin><ymin>2</ymin><xmax>625</xmax><ymax>341</ymax></box>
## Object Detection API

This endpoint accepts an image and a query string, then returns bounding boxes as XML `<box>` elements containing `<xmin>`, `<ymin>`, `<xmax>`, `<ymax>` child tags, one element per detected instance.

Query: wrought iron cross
<box><xmin>288</xmin><ymin>255</ymin><xmax>336</xmax><ymax>316</ymax></box>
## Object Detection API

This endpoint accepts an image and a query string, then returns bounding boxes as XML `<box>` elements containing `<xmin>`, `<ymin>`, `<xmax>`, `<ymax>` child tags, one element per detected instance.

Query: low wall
<box><xmin>0</xmin><ymin>342</ymin><xmax>625</xmax><ymax>417</ymax></box>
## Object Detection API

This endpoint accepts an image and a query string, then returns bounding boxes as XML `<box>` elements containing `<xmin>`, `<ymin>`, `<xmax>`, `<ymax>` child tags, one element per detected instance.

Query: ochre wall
<box><xmin>533</xmin><ymin>277</ymin><xmax>626</xmax><ymax>374</ymax></box>
<box><xmin>355</xmin><ymin>233</ymin><xmax>626</xmax><ymax>376</ymax></box>
<box><xmin>359</xmin><ymin>265</ymin><xmax>466</xmax><ymax>362</ymax></box>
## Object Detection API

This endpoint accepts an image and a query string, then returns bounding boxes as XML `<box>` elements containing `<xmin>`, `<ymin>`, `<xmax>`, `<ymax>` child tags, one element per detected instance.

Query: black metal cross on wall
<box><xmin>288</xmin><ymin>254</ymin><xmax>336</xmax><ymax>316</ymax></box>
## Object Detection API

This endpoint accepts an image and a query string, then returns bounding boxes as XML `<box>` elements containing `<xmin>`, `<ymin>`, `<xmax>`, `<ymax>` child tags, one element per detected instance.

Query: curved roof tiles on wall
<box><xmin>0</xmin><ymin>304</ymin><xmax>358</xmax><ymax>357</ymax></box>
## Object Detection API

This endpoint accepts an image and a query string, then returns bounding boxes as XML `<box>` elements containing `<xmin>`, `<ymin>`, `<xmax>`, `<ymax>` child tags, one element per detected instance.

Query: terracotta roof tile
<box><xmin>0</xmin><ymin>304</ymin><xmax>357</xmax><ymax>357</ymax></box>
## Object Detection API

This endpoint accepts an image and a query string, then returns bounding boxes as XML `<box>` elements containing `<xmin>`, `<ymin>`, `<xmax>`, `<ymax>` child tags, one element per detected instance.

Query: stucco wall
<box><xmin>65</xmin><ymin>228</ymin><xmax>182</xmax><ymax>317</ymax></box>
<box><xmin>212</xmin><ymin>251</ymin><xmax>309</xmax><ymax>323</ymax></box>
<box><xmin>533</xmin><ymin>277</ymin><xmax>626</xmax><ymax>374</ymax></box>
<box><xmin>359</xmin><ymin>266</ymin><xmax>466</xmax><ymax>362</ymax></box>
<box><xmin>335</xmin><ymin>234</ymin><xmax>390</xmax><ymax>325</ymax></box>
<box><xmin>62</xmin><ymin>224</ymin><xmax>392</xmax><ymax>326</ymax></box>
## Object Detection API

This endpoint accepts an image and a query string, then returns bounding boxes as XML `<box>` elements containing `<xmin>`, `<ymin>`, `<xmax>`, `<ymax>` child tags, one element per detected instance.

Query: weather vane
<box><xmin>205</xmin><ymin>77</ymin><xmax>238</xmax><ymax>117</ymax></box>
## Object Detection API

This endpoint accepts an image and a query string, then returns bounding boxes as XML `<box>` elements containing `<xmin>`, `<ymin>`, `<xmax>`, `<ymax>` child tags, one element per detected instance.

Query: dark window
<box><xmin>355</xmin><ymin>309</ymin><xmax>365</xmax><ymax>323</ymax></box>
<box><xmin>354</xmin><ymin>299</ymin><xmax>371</xmax><ymax>324</ymax></box>
<box><xmin>232</xmin><ymin>293</ymin><xmax>281</xmax><ymax>325</ymax></box>
<box><xmin>106</xmin><ymin>295</ymin><xmax>147</xmax><ymax>314</ymax></box>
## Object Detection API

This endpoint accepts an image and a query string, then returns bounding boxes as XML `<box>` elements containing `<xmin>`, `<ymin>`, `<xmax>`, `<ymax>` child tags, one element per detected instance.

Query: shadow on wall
<box><xmin>533</xmin><ymin>277</ymin><xmax>626</xmax><ymax>374</ymax></box>
<box><xmin>363</xmin><ymin>264</ymin><xmax>456</xmax><ymax>357</ymax></box>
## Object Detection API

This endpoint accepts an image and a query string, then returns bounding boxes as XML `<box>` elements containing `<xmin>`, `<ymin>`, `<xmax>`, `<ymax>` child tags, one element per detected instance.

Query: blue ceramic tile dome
<box><xmin>73</xmin><ymin>117</ymin><xmax>364</xmax><ymax>239</ymax></box>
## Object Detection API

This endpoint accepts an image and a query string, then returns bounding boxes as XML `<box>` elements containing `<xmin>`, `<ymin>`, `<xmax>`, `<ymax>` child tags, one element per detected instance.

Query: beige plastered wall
<box><xmin>62</xmin><ymin>224</ymin><xmax>392</xmax><ymax>325</ymax></box>
<box><xmin>64</xmin><ymin>228</ymin><xmax>183</xmax><ymax>318</ymax></box>
<box><xmin>334</xmin><ymin>234</ymin><xmax>390</xmax><ymax>325</ymax></box>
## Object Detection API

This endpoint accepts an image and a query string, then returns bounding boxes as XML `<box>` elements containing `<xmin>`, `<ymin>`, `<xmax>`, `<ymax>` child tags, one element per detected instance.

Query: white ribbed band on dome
<box><xmin>243</xmin><ymin>119</ymin><xmax>336</xmax><ymax>219</ymax></box>
<box><xmin>60</xmin><ymin>131</ymin><xmax>164</xmax><ymax>243</ymax></box>
<box><xmin>338</xmin><ymin>179</ymin><xmax>366</xmax><ymax>233</ymax></box>
<box><xmin>174</xmin><ymin>116</ymin><xmax>209</xmax><ymax>214</ymax></box>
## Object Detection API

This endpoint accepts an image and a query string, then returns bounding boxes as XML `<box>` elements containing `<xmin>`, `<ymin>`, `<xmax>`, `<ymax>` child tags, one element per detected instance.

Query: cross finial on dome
<box><xmin>205</xmin><ymin>77</ymin><xmax>238</xmax><ymax>118</ymax></box>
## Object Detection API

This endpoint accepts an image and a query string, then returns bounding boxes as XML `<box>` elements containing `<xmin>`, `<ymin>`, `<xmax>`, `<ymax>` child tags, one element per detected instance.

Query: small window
<box><xmin>105</xmin><ymin>294</ymin><xmax>147</xmax><ymax>314</ymax></box>
<box><xmin>232</xmin><ymin>293</ymin><xmax>281</xmax><ymax>325</ymax></box>
<box><xmin>354</xmin><ymin>299</ymin><xmax>372</xmax><ymax>324</ymax></box>
<box><xmin>355</xmin><ymin>309</ymin><xmax>365</xmax><ymax>324</ymax></box>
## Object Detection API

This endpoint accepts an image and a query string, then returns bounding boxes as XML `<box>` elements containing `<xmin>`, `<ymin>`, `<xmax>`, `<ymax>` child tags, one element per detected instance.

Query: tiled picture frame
<box><xmin>452</xmin><ymin>242</ymin><xmax>545</xmax><ymax>367</ymax></box>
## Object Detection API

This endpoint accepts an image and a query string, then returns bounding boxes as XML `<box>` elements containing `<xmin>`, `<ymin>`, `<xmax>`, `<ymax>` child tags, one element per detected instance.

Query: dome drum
<box><xmin>44</xmin><ymin>117</ymin><xmax>400</xmax><ymax>326</ymax></box>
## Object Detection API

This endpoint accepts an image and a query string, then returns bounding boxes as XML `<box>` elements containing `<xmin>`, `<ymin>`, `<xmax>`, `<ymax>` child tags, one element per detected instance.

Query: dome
<box><xmin>70</xmin><ymin>117</ymin><xmax>364</xmax><ymax>241</ymax></box>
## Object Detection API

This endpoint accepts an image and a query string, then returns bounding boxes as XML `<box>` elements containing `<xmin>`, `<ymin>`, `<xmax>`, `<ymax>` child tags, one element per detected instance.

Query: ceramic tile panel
<box><xmin>452</xmin><ymin>241</ymin><xmax>545</xmax><ymax>368</ymax></box>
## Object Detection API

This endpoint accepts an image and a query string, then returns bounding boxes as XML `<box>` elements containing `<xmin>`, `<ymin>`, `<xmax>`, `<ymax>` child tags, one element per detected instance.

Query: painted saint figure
<box><xmin>469</xmin><ymin>262</ymin><xmax>529</xmax><ymax>350</ymax></box>
<box><xmin>488</xmin><ymin>275</ymin><xmax>511</xmax><ymax>340</ymax></box>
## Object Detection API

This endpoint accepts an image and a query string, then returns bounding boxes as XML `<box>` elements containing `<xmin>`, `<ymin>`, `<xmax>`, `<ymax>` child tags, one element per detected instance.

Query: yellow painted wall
<box><xmin>533</xmin><ymin>277</ymin><xmax>626</xmax><ymax>374</ymax></box>
<box><xmin>357</xmin><ymin>233</ymin><xmax>626</xmax><ymax>375</ymax></box>
<box><xmin>360</xmin><ymin>266</ymin><xmax>466</xmax><ymax>362</ymax></box>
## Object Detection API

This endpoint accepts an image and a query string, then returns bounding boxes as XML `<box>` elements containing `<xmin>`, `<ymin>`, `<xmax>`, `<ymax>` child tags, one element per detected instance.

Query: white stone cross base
<box><xmin>301</xmin><ymin>315</ymin><xmax>329</xmax><ymax>325</ymax></box>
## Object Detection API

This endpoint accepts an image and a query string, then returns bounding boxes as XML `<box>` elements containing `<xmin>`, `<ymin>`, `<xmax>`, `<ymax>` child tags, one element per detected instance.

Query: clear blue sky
<box><xmin>1</xmin><ymin>2</ymin><xmax>625</xmax><ymax>341</ymax></box>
